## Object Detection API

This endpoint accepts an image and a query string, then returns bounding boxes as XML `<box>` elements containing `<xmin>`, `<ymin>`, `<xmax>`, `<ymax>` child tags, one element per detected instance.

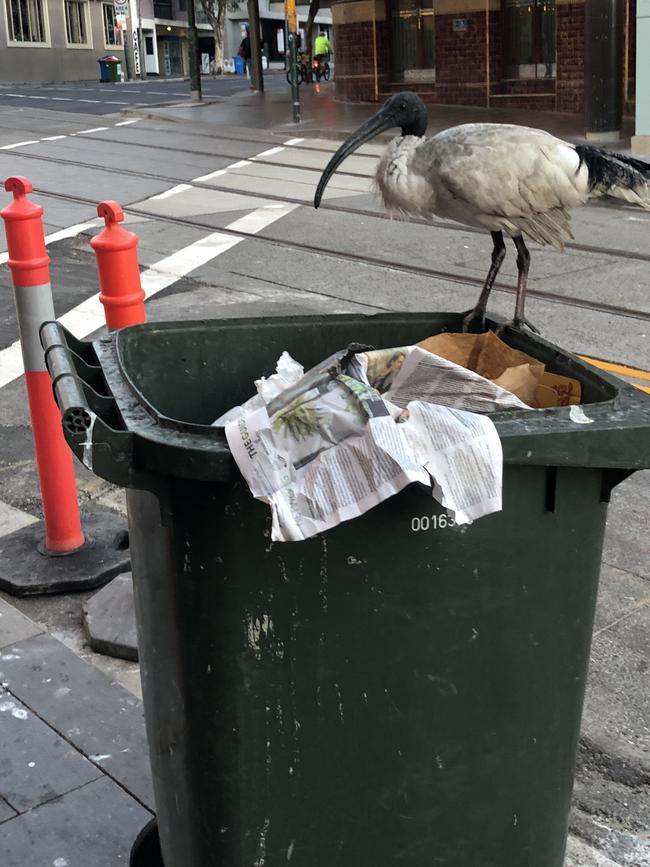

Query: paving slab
<box><xmin>0</xmin><ymin>775</ymin><xmax>151</xmax><ymax>867</ymax></box>
<box><xmin>83</xmin><ymin>573</ymin><xmax>138</xmax><ymax>662</ymax></box>
<box><xmin>0</xmin><ymin>633</ymin><xmax>154</xmax><ymax>807</ymax></box>
<box><xmin>603</xmin><ymin>471</ymin><xmax>650</xmax><ymax>581</ymax></box>
<box><xmin>0</xmin><ymin>691</ymin><xmax>101</xmax><ymax>812</ymax></box>
<box><xmin>0</xmin><ymin>502</ymin><xmax>38</xmax><ymax>538</ymax></box>
<box><xmin>0</xmin><ymin>797</ymin><xmax>17</xmax><ymax>823</ymax></box>
<box><xmin>0</xmin><ymin>597</ymin><xmax>44</xmax><ymax>648</ymax></box>
<box><xmin>564</xmin><ymin>836</ymin><xmax>624</xmax><ymax>867</ymax></box>
<box><xmin>581</xmin><ymin>565</ymin><xmax>650</xmax><ymax>772</ymax></box>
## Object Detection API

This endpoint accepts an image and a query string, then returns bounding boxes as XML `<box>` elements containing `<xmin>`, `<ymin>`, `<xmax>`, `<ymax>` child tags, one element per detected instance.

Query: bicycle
<box><xmin>312</xmin><ymin>56</ymin><xmax>331</xmax><ymax>82</ymax></box>
<box><xmin>286</xmin><ymin>51</ymin><xmax>309</xmax><ymax>86</ymax></box>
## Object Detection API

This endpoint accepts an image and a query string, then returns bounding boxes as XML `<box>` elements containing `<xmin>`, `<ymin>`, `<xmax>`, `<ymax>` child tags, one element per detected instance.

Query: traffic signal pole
<box><xmin>285</xmin><ymin>0</ymin><xmax>300</xmax><ymax>123</ymax></box>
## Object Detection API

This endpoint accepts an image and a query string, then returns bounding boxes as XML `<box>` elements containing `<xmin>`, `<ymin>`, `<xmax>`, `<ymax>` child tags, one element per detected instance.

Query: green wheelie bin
<box><xmin>41</xmin><ymin>312</ymin><xmax>650</xmax><ymax>867</ymax></box>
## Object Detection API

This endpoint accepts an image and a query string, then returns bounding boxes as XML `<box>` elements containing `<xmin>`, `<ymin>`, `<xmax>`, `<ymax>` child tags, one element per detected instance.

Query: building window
<box><xmin>102</xmin><ymin>2</ymin><xmax>122</xmax><ymax>47</ymax></box>
<box><xmin>65</xmin><ymin>0</ymin><xmax>90</xmax><ymax>46</ymax></box>
<box><xmin>153</xmin><ymin>0</ymin><xmax>172</xmax><ymax>18</ymax></box>
<box><xmin>504</xmin><ymin>0</ymin><xmax>556</xmax><ymax>80</ymax></box>
<box><xmin>5</xmin><ymin>0</ymin><xmax>48</xmax><ymax>43</ymax></box>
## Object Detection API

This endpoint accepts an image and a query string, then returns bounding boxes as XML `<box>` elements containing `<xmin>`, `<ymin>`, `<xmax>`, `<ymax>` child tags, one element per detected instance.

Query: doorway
<box><xmin>391</xmin><ymin>0</ymin><xmax>435</xmax><ymax>81</ymax></box>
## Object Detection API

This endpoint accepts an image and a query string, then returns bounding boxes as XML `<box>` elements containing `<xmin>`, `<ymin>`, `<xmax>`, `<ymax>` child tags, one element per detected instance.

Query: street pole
<box><xmin>121</xmin><ymin>20</ymin><xmax>135</xmax><ymax>80</ymax></box>
<box><xmin>136</xmin><ymin>0</ymin><xmax>146</xmax><ymax>79</ymax></box>
<box><xmin>187</xmin><ymin>0</ymin><xmax>202</xmax><ymax>101</ymax></box>
<box><xmin>285</xmin><ymin>0</ymin><xmax>299</xmax><ymax>123</ymax></box>
<box><xmin>247</xmin><ymin>0</ymin><xmax>264</xmax><ymax>92</ymax></box>
<box><xmin>288</xmin><ymin>32</ymin><xmax>300</xmax><ymax>123</ymax></box>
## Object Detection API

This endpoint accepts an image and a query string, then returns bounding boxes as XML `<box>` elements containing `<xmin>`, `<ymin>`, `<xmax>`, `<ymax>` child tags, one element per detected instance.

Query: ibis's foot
<box><xmin>496</xmin><ymin>316</ymin><xmax>541</xmax><ymax>335</ymax></box>
<box><xmin>462</xmin><ymin>307</ymin><xmax>487</xmax><ymax>333</ymax></box>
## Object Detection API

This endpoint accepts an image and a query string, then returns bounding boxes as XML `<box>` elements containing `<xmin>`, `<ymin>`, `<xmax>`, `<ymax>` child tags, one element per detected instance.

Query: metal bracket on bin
<box><xmin>40</xmin><ymin>321</ymin><xmax>137</xmax><ymax>489</ymax></box>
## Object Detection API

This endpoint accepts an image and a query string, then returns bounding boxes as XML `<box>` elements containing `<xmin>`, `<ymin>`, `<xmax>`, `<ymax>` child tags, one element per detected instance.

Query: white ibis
<box><xmin>314</xmin><ymin>92</ymin><xmax>650</xmax><ymax>331</ymax></box>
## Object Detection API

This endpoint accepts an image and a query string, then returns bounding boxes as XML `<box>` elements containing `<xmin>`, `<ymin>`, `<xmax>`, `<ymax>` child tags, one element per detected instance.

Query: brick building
<box><xmin>331</xmin><ymin>0</ymin><xmax>636</xmax><ymax>117</ymax></box>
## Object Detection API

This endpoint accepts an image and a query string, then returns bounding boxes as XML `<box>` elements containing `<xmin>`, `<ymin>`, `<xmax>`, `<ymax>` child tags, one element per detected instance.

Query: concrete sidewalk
<box><xmin>125</xmin><ymin>81</ymin><xmax>636</xmax><ymax>149</ymax></box>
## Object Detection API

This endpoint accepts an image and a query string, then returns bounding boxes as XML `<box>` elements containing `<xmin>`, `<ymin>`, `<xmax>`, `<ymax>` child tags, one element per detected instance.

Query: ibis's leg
<box><xmin>462</xmin><ymin>231</ymin><xmax>506</xmax><ymax>332</ymax></box>
<box><xmin>500</xmin><ymin>235</ymin><xmax>540</xmax><ymax>333</ymax></box>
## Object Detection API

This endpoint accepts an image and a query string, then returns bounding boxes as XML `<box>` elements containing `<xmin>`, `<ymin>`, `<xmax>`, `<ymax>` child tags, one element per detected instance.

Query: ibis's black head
<box><xmin>314</xmin><ymin>92</ymin><xmax>427</xmax><ymax>208</ymax></box>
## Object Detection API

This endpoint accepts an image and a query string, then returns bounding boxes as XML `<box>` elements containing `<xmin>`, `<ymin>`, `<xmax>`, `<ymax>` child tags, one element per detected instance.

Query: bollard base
<box><xmin>130</xmin><ymin>818</ymin><xmax>164</xmax><ymax>867</ymax></box>
<box><xmin>82</xmin><ymin>571</ymin><xmax>138</xmax><ymax>662</ymax></box>
<box><xmin>0</xmin><ymin>504</ymin><xmax>129</xmax><ymax>596</ymax></box>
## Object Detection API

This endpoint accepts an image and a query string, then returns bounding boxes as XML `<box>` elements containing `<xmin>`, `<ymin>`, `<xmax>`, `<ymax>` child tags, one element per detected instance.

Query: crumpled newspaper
<box><xmin>218</xmin><ymin>343</ymin><xmax>528</xmax><ymax>542</ymax></box>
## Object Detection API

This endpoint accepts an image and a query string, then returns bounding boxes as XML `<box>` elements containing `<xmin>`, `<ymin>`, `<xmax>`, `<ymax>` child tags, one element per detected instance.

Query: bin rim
<box><xmin>41</xmin><ymin>313</ymin><xmax>650</xmax><ymax>487</ymax></box>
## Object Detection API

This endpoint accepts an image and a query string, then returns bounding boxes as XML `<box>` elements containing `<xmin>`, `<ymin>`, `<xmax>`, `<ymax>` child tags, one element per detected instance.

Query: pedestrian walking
<box><xmin>239</xmin><ymin>25</ymin><xmax>253</xmax><ymax>88</ymax></box>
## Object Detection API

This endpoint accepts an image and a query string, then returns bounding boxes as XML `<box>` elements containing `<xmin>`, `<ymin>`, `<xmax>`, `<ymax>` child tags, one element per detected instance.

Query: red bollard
<box><xmin>1</xmin><ymin>177</ymin><xmax>85</xmax><ymax>554</ymax></box>
<box><xmin>90</xmin><ymin>201</ymin><xmax>145</xmax><ymax>330</ymax></box>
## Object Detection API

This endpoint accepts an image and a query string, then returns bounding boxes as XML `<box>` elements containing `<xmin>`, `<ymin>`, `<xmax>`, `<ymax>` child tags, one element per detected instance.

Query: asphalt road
<box><xmin>0</xmin><ymin>98</ymin><xmax>647</xmax><ymax>867</ymax></box>
<box><xmin>0</xmin><ymin>71</ymin><xmax>288</xmax><ymax>115</ymax></box>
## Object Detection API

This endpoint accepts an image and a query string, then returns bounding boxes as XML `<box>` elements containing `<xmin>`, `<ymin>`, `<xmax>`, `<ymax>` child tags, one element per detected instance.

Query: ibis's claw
<box><xmin>496</xmin><ymin>316</ymin><xmax>541</xmax><ymax>336</ymax></box>
<box><xmin>462</xmin><ymin>307</ymin><xmax>487</xmax><ymax>334</ymax></box>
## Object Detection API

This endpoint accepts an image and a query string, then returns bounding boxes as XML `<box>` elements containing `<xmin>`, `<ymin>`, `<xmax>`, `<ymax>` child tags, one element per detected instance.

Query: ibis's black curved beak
<box><xmin>314</xmin><ymin>108</ymin><xmax>397</xmax><ymax>208</ymax></box>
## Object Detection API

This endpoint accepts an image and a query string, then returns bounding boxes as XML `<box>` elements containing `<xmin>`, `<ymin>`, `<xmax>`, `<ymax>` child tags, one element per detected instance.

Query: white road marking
<box><xmin>26</xmin><ymin>96</ymin><xmax>47</xmax><ymax>100</ymax></box>
<box><xmin>114</xmin><ymin>119</ymin><xmax>139</xmax><ymax>126</ymax></box>
<box><xmin>226</xmin><ymin>203</ymin><xmax>297</xmax><ymax>233</ymax></box>
<box><xmin>193</xmin><ymin>168</ymin><xmax>228</xmax><ymax>182</ymax></box>
<box><xmin>77</xmin><ymin>127</ymin><xmax>109</xmax><ymax>134</ymax></box>
<box><xmin>6</xmin><ymin>94</ymin><xmax>25</xmax><ymax>97</ymax></box>
<box><xmin>53</xmin><ymin>204</ymin><xmax>299</xmax><ymax>342</ymax></box>
<box><xmin>284</xmin><ymin>138</ymin><xmax>305</xmax><ymax>146</ymax></box>
<box><xmin>41</xmin><ymin>135</ymin><xmax>67</xmax><ymax>141</ymax></box>
<box><xmin>77</xmin><ymin>99</ymin><xmax>101</xmax><ymax>104</ymax></box>
<box><xmin>104</xmin><ymin>101</ymin><xmax>129</xmax><ymax>105</ymax></box>
<box><xmin>0</xmin><ymin>140</ymin><xmax>39</xmax><ymax>150</ymax></box>
<box><xmin>0</xmin><ymin>140</ymin><xmax>296</xmax><ymax>388</ymax></box>
<box><xmin>253</xmin><ymin>146</ymin><xmax>286</xmax><ymax>159</ymax></box>
<box><xmin>150</xmin><ymin>183</ymin><xmax>193</xmax><ymax>200</ymax></box>
<box><xmin>50</xmin><ymin>97</ymin><xmax>73</xmax><ymax>101</ymax></box>
<box><xmin>146</xmin><ymin>91</ymin><xmax>168</xmax><ymax>95</ymax></box>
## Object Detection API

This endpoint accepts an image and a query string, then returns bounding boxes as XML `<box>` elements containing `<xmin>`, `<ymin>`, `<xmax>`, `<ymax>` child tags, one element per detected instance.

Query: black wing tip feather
<box><xmin>575</xmin><ymin>144</ymin><xmax>650</xmax><ymax>192</ymax></box>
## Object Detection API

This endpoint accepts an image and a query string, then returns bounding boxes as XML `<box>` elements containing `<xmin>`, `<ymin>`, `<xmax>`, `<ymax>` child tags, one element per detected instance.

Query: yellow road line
<box><xmin>578</xmin><ymin>355</ymin><xmax>650</xmax><ymax>382</ymax></box>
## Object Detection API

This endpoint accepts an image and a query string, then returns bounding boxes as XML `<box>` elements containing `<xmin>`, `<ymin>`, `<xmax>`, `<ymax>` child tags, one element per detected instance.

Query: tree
<box><xmin>200</xmin><ymin>0</ymin><xmax>238</xmax><ymax>74</ymax></box>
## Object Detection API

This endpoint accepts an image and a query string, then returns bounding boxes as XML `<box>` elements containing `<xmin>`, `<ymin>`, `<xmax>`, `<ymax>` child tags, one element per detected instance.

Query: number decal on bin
<box><xmin>410</xmin><ymin>514</ymin><xmax>457</xmax><ymax>532</ymax></box>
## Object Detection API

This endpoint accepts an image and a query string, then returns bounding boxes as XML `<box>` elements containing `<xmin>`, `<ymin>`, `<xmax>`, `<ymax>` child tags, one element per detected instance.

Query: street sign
<box><xmin>132</xmin><ymin>30</ymin><xmax>141</xmax><ymax>76</ymax></box>
<box><xmin>114</xmin><ymin>0</ymin><xmax>129</xmax><ymax>16</ymax></box>
<box><xmin>284</xmin><ymin>0</ymin><xmax>297</xmax><ymax>35</ymax></box>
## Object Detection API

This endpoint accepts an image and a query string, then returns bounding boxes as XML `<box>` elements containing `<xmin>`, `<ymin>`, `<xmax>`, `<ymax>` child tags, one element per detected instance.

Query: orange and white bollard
<box><xmin>90</xmin><ymin>201</ymin><xmax>145</xmax><ymax>330</ymax></box>
<box><xmin>1</xmin><ymin>177</ymin><xmax>85</xmax><ymax>554</ymax></box>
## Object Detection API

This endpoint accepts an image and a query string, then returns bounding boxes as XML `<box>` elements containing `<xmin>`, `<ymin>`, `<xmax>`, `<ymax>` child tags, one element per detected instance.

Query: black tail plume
<box><xmin>575</xmin><ymin>144</ymin><xmax>650</xmax><ymax>193</ymax></box>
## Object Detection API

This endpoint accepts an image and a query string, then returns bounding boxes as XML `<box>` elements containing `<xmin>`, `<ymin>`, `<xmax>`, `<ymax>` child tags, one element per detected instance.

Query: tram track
<box><xmin>4</xmin><ymin>143</ymin><xmax>650</xmax><ymax>271</ymax></box>
<box><xmin>25</xmin><ymin>182</ymin><xmax>650</xmax><ymax>324</ymax></box>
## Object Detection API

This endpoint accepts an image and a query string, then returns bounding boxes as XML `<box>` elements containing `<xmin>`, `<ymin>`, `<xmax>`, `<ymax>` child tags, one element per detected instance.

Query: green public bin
<box><xmin>41</xmin><ymin>312</ymin><xmax>650</xmax><ymax>867</ymax></box>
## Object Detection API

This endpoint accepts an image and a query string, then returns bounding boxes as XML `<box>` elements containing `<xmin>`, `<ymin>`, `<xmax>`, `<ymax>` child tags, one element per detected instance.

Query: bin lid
<box><xmin>40</xmin><ymin>313</ymin><xmax>650</xmax><ymax>488</ymax></box>
<box><xmin>101</xmin><ymin>55</ymin><xmax>120</xmax><ymax>62</ymax></box>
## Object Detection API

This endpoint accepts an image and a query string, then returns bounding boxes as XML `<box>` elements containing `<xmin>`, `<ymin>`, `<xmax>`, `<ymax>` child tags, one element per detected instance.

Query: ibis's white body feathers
<box><xmin>374</xmin><ymin>123</ymin><xmax>650</xmax><ymax>249</ymax></box>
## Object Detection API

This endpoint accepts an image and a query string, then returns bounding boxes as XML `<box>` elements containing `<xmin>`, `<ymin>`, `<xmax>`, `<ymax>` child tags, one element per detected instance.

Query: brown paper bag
<box><xmin>416</xmin><ymin>331</ymin><xmax>581</xmax><ymax>407</ymax></box>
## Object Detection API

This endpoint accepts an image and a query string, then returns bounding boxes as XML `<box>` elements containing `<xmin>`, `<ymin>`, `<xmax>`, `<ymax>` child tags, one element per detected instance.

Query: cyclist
<box><xmin>314</xmin><ymin>31</ymin><xmax>332</xmax><ymax>64</ymax></box>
